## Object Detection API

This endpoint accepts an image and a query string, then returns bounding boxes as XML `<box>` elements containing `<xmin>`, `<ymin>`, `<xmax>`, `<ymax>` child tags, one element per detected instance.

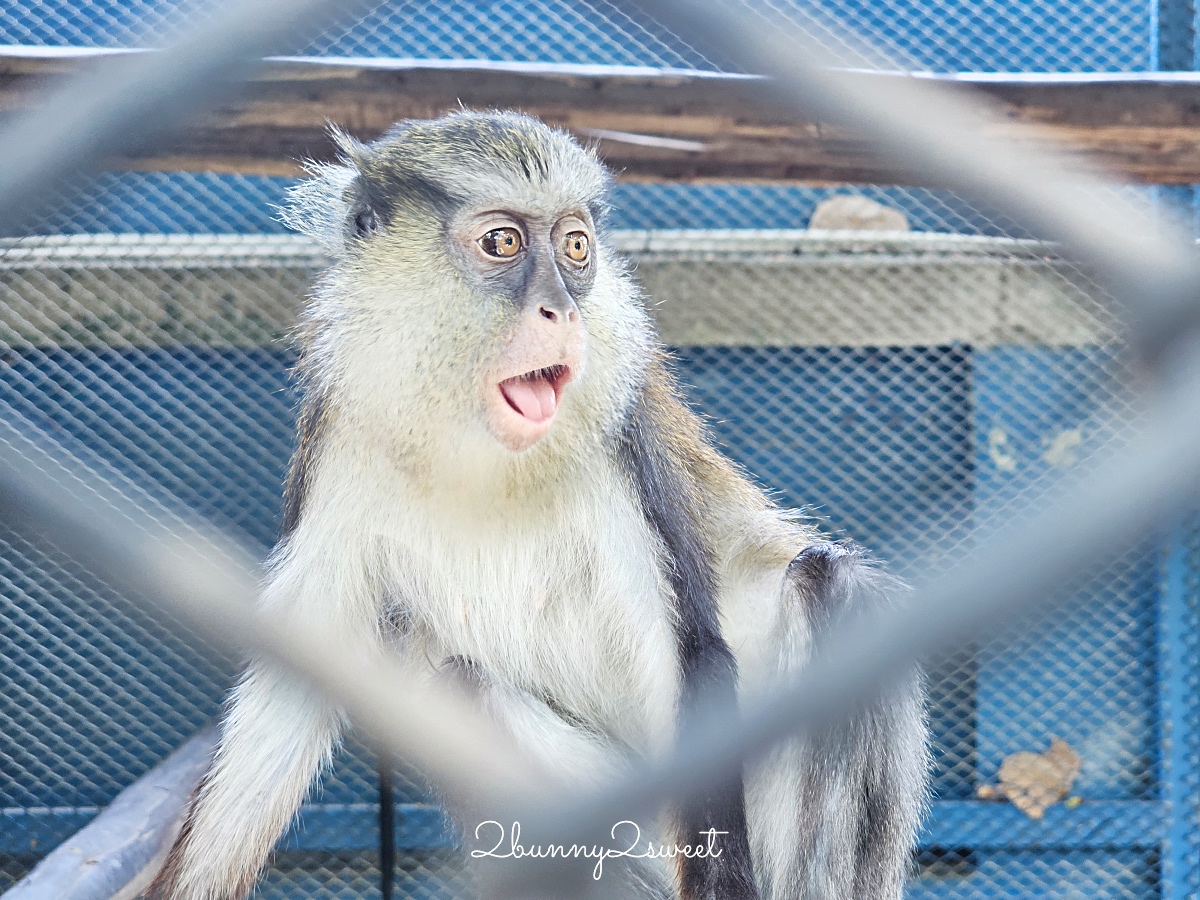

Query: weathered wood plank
<box><xmin>6</xmin><ymin>54</ymin><xmax>1200</xmax><ymax>183</ymax></box>
<box><xmin>5</xmin><ymin>53</ymin><xmax>1200</xmax><ymax>183</ymax></box>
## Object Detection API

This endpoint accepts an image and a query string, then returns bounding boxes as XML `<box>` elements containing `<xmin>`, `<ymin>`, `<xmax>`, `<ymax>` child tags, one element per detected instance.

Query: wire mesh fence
<box><xmin>0</xmin><ymin>1</ymin><xmax>1197</xmax><ymax>899</ymax></box>
<box><xmin>0</xmin><ymin>228</ymin><xmax>1176</xmax><ymax>898</ymax></box>
<box><xmin>0</xmin><ymin>2</ymin><xmax>1161</xmax><ymax>73</ymax></box>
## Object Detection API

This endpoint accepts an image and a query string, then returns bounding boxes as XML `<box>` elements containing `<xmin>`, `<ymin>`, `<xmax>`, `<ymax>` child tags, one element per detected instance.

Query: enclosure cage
<box><xmin>1</xmin><ymin>2</ymin><xmax>1200</xmax><ymax>900</ymax></box>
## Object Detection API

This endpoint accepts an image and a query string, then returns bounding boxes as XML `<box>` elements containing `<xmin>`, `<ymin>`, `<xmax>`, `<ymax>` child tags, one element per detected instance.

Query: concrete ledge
<box><xmin>0</xmin><ymin>232</ymin><xmax>1114</xmax><ymax>348</ymax></box>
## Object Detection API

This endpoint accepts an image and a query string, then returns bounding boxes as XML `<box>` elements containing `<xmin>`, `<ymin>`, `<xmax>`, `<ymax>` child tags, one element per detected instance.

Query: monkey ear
<box><xmin>351</xmin><ymin>203</ymin><xmax>383</xmax><ymax>239</ymax></box>
<box><xmin>328</xmin><ymin>126</ymin><xmax>387</xmax><ymax>242</ymax></box>
<box><xmin>329</xmin><ymin>124</ymin><xmax>370</xmax><ymax>166</ymax></box>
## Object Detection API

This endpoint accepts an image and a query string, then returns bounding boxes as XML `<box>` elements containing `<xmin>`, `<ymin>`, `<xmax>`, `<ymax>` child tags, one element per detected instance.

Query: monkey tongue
<box><xmin>501</xmin><ymin>375</ymin><xmax>557</xmax><ymax>423</ymax></box>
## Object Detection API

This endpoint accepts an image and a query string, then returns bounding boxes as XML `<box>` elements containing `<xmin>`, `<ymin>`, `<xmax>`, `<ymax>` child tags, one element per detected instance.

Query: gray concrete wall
<box><xmin>0</xmin><ymin>232</ymin><xmax>1116</xmax><ymax>349</ymax></box>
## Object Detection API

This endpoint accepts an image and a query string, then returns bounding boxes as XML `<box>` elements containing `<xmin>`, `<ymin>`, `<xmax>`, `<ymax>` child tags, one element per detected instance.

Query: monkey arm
<box><xmin>147</xmin><ymin>538</ymin><xmax>383</xmax><ymax>900</ymax></box>
<box><xmin>146</xmin><ymin>666</ymin><xmax>340</xmax><ymax>900</ymax></box>
<box><xmin>623</xmin><ymin>359</ymin><xmax>927</xmax><ymax>900</ymax></box>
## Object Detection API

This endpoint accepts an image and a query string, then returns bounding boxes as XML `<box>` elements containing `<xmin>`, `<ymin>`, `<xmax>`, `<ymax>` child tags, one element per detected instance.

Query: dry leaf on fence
<box><xmin>976</xmin><ymin>737</ymin><xmax>1081</xmax><ymax>819</ymax></box>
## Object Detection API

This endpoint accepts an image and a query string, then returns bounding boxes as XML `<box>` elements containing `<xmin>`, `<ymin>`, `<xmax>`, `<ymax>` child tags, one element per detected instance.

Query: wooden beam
<box><xmin>6</xmin><ymin>51</ymin><xmax>1200</xmax><ymax>184</ymax></box>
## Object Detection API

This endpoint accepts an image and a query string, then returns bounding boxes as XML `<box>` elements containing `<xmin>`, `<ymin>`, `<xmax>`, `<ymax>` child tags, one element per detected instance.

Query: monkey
<box><xmin>146</xmin><ymin>111</ymin><xmax>928</xmax><ymax>900</ymax></box>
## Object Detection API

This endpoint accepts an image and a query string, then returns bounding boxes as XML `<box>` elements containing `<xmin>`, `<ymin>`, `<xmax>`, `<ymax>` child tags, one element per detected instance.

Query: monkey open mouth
<box><xmin>498</xmin><ymin>364</ymin><xmax>572</xmax><ymax>424</ymax></box>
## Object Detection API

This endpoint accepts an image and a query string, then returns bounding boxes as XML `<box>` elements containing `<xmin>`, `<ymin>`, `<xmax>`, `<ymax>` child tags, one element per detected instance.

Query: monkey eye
<box><xmin>479</xmin><ymin>227</ymin><xmax>523</xmax><ymax>258</ymax></box>
<box><xmin>562</xmin><ymin>231</ymin><xmax>590</xmax><ymax>263</ymax></box>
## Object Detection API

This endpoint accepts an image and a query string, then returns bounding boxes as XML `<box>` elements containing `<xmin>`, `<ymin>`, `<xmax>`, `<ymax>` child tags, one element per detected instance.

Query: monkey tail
<box><xmin>750</xmin><ymin>542</ymin><xmax>930</xmax><ymax>900</ymax></box>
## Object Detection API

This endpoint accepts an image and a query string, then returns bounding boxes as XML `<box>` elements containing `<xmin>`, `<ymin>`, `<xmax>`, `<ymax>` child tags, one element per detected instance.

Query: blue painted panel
<box><xmin>972</xmin><ymin>347</ymin><xmax>1158</xmax><ymax>801</ymax></box>
<box><xmin>0</xmin><ymin>808</ymin><xmax>97</xmax><ymax>855</ymax></box>
<box><xmin>0</xmin><ymin>0</ymin><xmax>1153</xmax><ymax>72</ymax></box>
<box><xmin>799</xmin><ymin>0</ymin><xmax>1152</xmax><ymax>72</ymax></box>
<box><xmin>672</xmin><ymin>346</ymin><xmax>974</xmax><ymax>568</ymax></box>
<box><xmin>22</xmin><ymin>176</ymin><xmax>1056</xmax><ymax>238</ymax></box>
<box><xmin>906</xmin><ymin>849</ymin><xmax>1158</xmax><ymax>899</ymax></box>
<box><xmin>607</xmin><ymin>183</ymin><xmax>1046</xmax><ymax>236</ymax></box>
<box><xmin>920</xmin><ymin>800</ymin><xmax>1163</xmax><ymax>851</ymax></box>
<box><xmin>0</xmin><ymin>0</ymin><xmax>705</xmax><ymax>67</ymax></box>
<box><xmin>0</xmin><ymin>348</ymin><xmax>300</xmax><ymax>828</ymax></box>
<box><xmin>16</xmin><ymin>173</ymin><xmax>297</xmax><ymax>237</ymax></box>
<box><xmin>0</xmin><ymin>521</ymin><xmax>230</xmax><ymax>810</ymax></box>
<box><xmin>254</xmin><ymin>848</ymin><xmax>468</xmax><ymax>900</ymax></box>
<box><xmin>282</xmin><ymin>803</ymin><xmax>455</xmax><ymax>852</ymax></box>
<box><xmin>0</xmin><ymin>347</ymin><xmax>294</xmax><ymax>551</ymax></box>
<box><xmin>1155</xmin><ymin>0</ymin><xmax>1197</xmax><ymax>70</ymax></box>
<box><xmin>1157</xmin><ymin>530</ymin><xmax>1200</xmax><ymax>899</ymax></box>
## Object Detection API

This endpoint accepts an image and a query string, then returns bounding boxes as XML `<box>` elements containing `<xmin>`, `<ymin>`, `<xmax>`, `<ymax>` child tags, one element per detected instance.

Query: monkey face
<box><xmin>287</xmin><ymin>112</ymin><xmax>653</xmax><ymax>484</ymax></box>
<box><xmin>448</xmin><ymin>208</ymin><xmax>594</xmax><ymax>452</ymax></box>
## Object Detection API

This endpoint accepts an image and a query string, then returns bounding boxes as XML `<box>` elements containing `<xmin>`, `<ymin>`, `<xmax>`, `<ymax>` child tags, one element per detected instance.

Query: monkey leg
<box><xmin>146</xmin><ymin>665</ymin><xmax>340</xmax><ymax>900</ymax></box>
<box><xmin>744</xmin><ymin>542</ymin><xmax>929</xmax><ymax>900</ymax></box>
<box><xmin>440</xmin><ymin>663</ymin><xmax>675</xmax><ymax>900</ymax></box>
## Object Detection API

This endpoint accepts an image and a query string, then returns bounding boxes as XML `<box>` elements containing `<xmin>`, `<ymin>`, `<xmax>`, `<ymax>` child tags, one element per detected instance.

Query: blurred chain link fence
<box><xmin>0</xmin><ymin>0</ymin><xmax>1164</xmax><ymax>240</ymax></box>
<box><xmin>0</xmin><ymin>1</ymin><xmax>1196</xmax><ymax>899</ymax></box>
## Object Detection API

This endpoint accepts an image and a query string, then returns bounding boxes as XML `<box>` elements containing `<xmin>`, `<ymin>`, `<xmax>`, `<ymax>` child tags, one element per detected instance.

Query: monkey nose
<box><xmin>537</xmin><ymin>302</ymin><xmax>579</xmax><ymax>324</ymax></box>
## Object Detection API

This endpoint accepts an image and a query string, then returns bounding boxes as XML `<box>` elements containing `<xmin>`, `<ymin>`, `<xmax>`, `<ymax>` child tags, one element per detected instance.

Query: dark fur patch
<box><xmin>353</xmin><ymin>205</ymin><xmax>382</xmax><ymax>238</ymax></box>
<box><xmin>344</xmin><ymin>168</ymin><xmax>459</xmax><ymax>241</ymax></box>
<box><xmin>438</xmin><ymin>655</ymin><xmax>488</xmax><ymax>693</ymax></box>
<box><xmin>786</xmin><ymin>540</ymin><xmax>861</xmax><ymax>635</ymax></box>
<box><xmin>281</xmin><ymin>390</ymin><xmax>329</xmax><ymax>538</ymax></box>
<box><xmin>619</xmin><ymin>393</ymin><xmax>759</xmax><ymax>900</ymax></box>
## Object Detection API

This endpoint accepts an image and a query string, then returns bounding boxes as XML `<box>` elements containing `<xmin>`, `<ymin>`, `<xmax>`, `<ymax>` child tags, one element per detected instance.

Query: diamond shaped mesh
<box><xmin>0</xmin><ymin>2</ymin><xmax>1197</xmax><ymax>899</ymax></box>
<box><xmin>0</xmin><ymin>228</ymin><xmax>1183</xmax><ymax>899</ymax></box>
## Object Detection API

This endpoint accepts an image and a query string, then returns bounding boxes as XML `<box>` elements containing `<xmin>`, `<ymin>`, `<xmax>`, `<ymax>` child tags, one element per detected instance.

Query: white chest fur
<box><xmin>376</xmin><ymin>466</ymin><xmax>682</xmax><ymax>753</ymax></box>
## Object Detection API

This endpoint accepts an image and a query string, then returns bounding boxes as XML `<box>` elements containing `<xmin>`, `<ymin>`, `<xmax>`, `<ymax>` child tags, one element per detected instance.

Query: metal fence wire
<box><xmin>1</xmin><ymin>2</ymin><xmax>1199</xmax><ymax>900</ymax></box>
